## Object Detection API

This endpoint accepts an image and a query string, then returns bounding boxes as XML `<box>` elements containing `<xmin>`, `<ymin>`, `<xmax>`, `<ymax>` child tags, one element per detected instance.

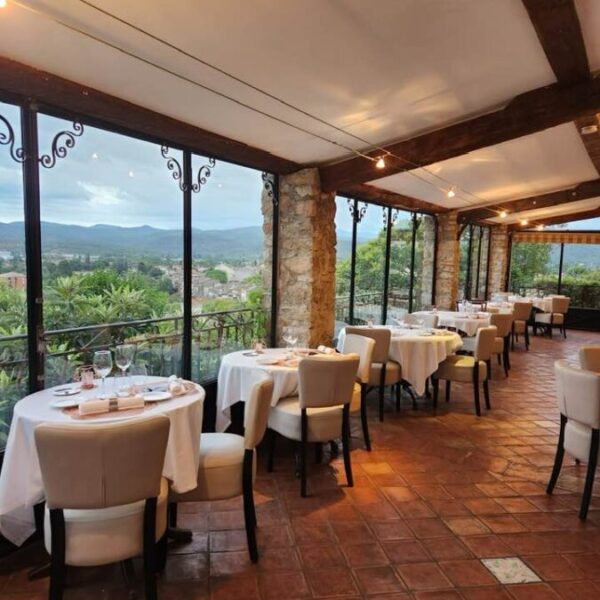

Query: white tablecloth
<box><xmin>508</xmin><ymin>296</ymin><xmax>553</xmax><ymax>312</ymax></box>
<box><xmin>414</xmin><ymin>311</ymin><xmax>491</xmax><ymax>337</ymax></box>
<box><xmin>0</xmin><ymin>376</ymin><xmax>204</xmax><ymax>546</ymax></box>
<box><xmin>217</xmin><ymin>348</ymin><xmax>300</xmax><ymax>432</ymax></box>
<box><xmin>337</xmin><ymin>326</ymin><xmax>462</xmax><ymax>396</ymax></box>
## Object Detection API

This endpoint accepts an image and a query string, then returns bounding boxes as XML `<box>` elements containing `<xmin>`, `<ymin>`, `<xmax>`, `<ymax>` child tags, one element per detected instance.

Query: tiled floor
<box><xmin>1</xmin><ymin>329</ymin><xmax>600</xmax><ymax>599</ymax></box>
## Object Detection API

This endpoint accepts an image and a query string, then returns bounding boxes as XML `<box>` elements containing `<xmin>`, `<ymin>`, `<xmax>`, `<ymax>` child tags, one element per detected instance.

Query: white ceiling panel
<box><xmin>0</xmin><ymin>0</ymin><xmax>557</xmax><ymax>163</ymax></box>
<box><xmin>368</xmin><ymin>124</ymin><xmax>598</xmax><ymax>208</ymax></box>
<box><xmin>487</xmin><ymin>197</ymin><xmax>600</xmax><ymax>224</ymax></box>
<box><xmin>576</xmin><ymin>0</ymin><xmax>600</xmax><ymax>72</ymax></box>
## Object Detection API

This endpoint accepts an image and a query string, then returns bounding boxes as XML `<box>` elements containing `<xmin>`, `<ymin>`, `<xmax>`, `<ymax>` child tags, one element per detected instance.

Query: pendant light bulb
<box><xmin>520</xmin><ymin>219</ymin><xmax>528</xmax><ymax>226</ymax></box>
<box><xmin>0</xmin><ymin>0</ymin><xmax>7</xmax><ymax>8</ymax></box>
<box><xmin>499</xmin><ymin>210</ymin><xmax>507</xmax><ymax>218</ymax></box>
<box><xmin>375</xmin><ymin>156</ymin><xmax>386</xmax><ymax>169</ymax></box>
<box><xmin>536</xmin><ymin>224</ymin><xmax>544</xmax><ymax>231</ymax></box>
<box><xmin>446</xmin><ymin>187</ymin><xmax>456</xmax><ymax>198</ymax></box>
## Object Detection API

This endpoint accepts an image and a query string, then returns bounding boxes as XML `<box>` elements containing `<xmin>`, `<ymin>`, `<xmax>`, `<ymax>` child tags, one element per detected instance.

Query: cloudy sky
<box><xmin>0</xmin><ymin>102</ymin><xmax>264</xmax><ymax>230</ymax></box>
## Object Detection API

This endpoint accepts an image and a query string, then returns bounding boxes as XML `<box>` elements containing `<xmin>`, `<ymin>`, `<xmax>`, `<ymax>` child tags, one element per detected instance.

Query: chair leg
<box><xmin>156</xmin><ymin>534</ymin><xmax>168</xmax><ymax>573</ymax></box>
<box><xmin>300</xmin><ymin>410</ymin><xmax>308</xmax><ymax>497</ymax></box>
<box><xmin>143</xmin><ymin>498</ymin><xmax>158</xmax><ymax>600</ymax></box>
<box><xmin>472</xmin><ymin>365</ymin><xmax>481</xmax><ymax>417</ymax></box>
<box><xmin>168</xmin><ymin>502</ymin><xmax>178</xmax><ymax>528</ymax></box>
<box><xmin>525</xmin><ymin>326</ymin><xmax>530</xmax><ymax>351</ymax></box>
<box><xmin>360</xmin><ymin>384</ymin><xmax>371</xmax><ymax>452</ymax></box>
<box><xmin>483</xmin><ymin>379</ymin><xmax>491</xmax><ymax>410</ymax></box>
<box><xmin>432</xmin><ymin>377</ymin><xmax>439</xmax><ymax>409</ymax></box>
<box><xmin>395</xmin><ymin>382</ymin><xmax>401</xmax><ymax>411</ymax></box>
<box><xmin>378</xmin><ymin>363</ymin><xmax>387</xmax><ymax>422</ymax></box>
<box><xmin>49</xmin><ymin>509</ymin><xmax>66</xmax><ymax>600</ymax></box>
<box><xmin>580</xmin><ymin>429</ymin><xmax>599</xmax><ymax>520</ymax></box>
<box><xmin>547</xmin><ymin>414</ymin><xmax>566</xmax><ymax>495</ymax></box>
<box><xmin>497</xmin><ymin>354</ymin><xmax>501</xmax><ymax>365</ymax></box>
<box><xmin>486</xmin><ymin>359</ymin><xmax>492</xmax><ymax>381</ymax></box>
<box><xmin>445</xmin><ymin>381</ymin><xmax>451</xmax><ymax>403</ymax></box>
<box><xmin>242</xmin><ymin>450</ymin><xmax>259</xmax><ymax>562</ymax></box>
<box><xmin>341</xmin><ymin>404</ymin><xmax>354</xmax><ymax>488</ymax></box>
<box><xmin>315</xmin><ymin>443</ymin><xmax>323</xmax><ymax>465</ymax></box>
<box><xmin>266</xmin><ymin>428</ymin><xmax>276</xmax><ymax>473</ymax></box>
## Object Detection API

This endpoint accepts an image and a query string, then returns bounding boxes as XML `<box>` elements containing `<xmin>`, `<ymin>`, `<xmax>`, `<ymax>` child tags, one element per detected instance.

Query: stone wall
<box><xmin>488</xmin><ymin>224</ymin><xmax>510</xmax><ymax>295</ymax></box>
<box><xmin>262</xmin><ymin>168</ymin><xmax>336</xmax><ymax>348</ymax></box>
<box><xmin>434</xmin><ymin>211</ymin><xmax>459</xmax><ymax>309</ymax></box>
<box><xmin>420</xmin><ymin>215</ymin><xmax>436</xmax><ymax>309</ymax></box>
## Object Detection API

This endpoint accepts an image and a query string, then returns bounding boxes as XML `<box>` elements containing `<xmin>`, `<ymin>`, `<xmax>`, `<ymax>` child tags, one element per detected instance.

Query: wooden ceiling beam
<box><xmin>338</xmin><ymin>183</ymin><xmax>445</xmax><ymax>214</ymax></box>
<box><xmin>508</xmin><ymin>206</ymin><xmax>600</xmax><ymax>230</ymax></box>
<box><xmin>458</xmin><ymin>178</ymin><xmax>600</xmax><ymax>222</ymax></box>
<box><xmin>319</xmin><ymin>76</ymin><xmax>600</xmax><ymax>192</ymax></box>
<box><xmin>0</xmin><ymin>57</ymin><xmax>299</xmax><ymax>175</ymax></box>
<box><xmin>575</xmin><ymin>115</ymin><xmax>600</xmax><ymax>174</ymax></box>
<box><xmin>522</xmin><ymin>0</ymin><xmax>590</xmax><ymax>85</ymax></box>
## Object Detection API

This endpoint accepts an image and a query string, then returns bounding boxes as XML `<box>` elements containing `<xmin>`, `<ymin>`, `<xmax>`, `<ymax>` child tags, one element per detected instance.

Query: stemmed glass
<box><xmin>282</xmin><ymin>328</ymin><xmax>298</xmax><ymax>350</ymax></box>
<box><xmin>115</xmin><ymin>344</ymin><xmax>136</xmax><ymax>394</ymax></box>
<box><xmin>130</xmin><ymin>363</ymin><xmax>148</xmax><ymax>394</ymax></box>
<box><xmin>93</xmin><ymin>350</ymin><xmax>113</xmax><ymax>398</ymax></box>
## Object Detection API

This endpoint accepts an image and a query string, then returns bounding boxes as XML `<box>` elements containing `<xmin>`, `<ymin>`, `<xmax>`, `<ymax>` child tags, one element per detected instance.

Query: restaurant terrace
<box><xmin>0</xmin><ymin>1</ymin><xmax>600</xmax><ymax>599</ymax></box>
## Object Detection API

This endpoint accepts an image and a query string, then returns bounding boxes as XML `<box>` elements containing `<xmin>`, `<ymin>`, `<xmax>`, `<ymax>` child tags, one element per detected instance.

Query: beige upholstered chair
<box><xmin>580</xmin><ymin>346</ymin><xmax>600</xmax><ymax>372</ymax></box>
<box><xmin>403</xmin><ymin>312</ymin><xmax>439</xmax><ymax>329</ymax></box>
<box><xmin>547</xmin><ymin>360</ymin><xmax>600</xmax><ymax>519</ymax></box>
<box><xmin>341</xmin><ymin>333</ymin><xmax>376</xmax><ymax>451</ymax></box>
<box><xmin>490</xmin><ymin>312</ymin><xmax>514</xmax><ymax>378</ymax></box>
<box><xmin>511</xmin><ymin>301</ymin><xmax>533</xmax><ymax>351</ymax></box>
<box><xmin>534</xmin><ymin>296</ymin><xmax>570</xmax><ymax>338</ymax></box>
<box><xmin>345</xmin><ymin>327</ymin><xmax>402</xmax><ymax>421</ymax></box>
<box><xmin>432</xmin><ymin>326</ymin><xmax>497</xmax><ymax>416</ymax></box>
<box><xmin>267</xmin><ymin>354</ymin><xmax>359</xmax><ymax>497</ymax></box>
<box><xmin>170</xmin><ymin>378</ymin><xmax>273</xmax><ymax>562</ymax></box>
<box><xmin>35</xmin><ymin>416</ymin><xmax>171</xmax><ymax>600</ymax></box>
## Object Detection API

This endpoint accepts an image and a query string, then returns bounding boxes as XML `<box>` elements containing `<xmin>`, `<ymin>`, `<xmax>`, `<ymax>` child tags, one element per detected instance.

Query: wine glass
<box><xmin>130</xmin><ymin>363</ymin><xmax>148</xmax><ymax>393</ymax></box>
<box><xmin>282</xmin><ymin>328</ymin><xmax>298</xmax><ymax>350</ymax></box>
<box><xmin>93</xmin><ymin>350</ymin><xmax>113</xmax><ymax>398</ymax></box>
<box><xmin>115</xmin><ymin>344</ymin><xmax>135</xmax><ymax>392</ymax></box>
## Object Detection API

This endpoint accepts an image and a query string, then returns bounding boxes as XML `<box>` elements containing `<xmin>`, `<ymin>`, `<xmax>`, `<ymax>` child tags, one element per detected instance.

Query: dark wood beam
<box><xmin>0</xmin><ymin>57</ymin><xmax>299</xmax><ymax>175</ymax></box>
<box><xmin>338</xmin><ymin>183</ymin><xmax>445</xmax><ymax>214</ymax></box>
<box><xmin>522</xmin><ymin>0</ymin><xmax>590</xmax><ymax>85</ymax></box>
<box><xmin>508</xmin><ymin>206</ymin><xmax>600</xmax><ymax>230</ymax></box>
<box><xmin>458</xmin><ymin>178</ymin><xmax>600</xmax><ymax>222</ymax></box>
<box><xmin>319</xmin><ymin>76</ymin><xmax>600</xmax><ymax>192</ymax></box>
<box><xmin>575</xmin><ymin>115</ymin><xmax>600</xmax><ymax>174</ymax></box>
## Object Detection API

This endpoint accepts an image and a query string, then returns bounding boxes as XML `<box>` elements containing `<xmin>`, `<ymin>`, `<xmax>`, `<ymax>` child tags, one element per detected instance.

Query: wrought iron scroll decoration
<box><xmin>39</xmin><ymin>121</ymin><xmax>84</xmax><ymax>169</ymax></box>
<box><xmin>161</xmin><ymin>145</ymin><xmax>185</xmax><ymax>191</ymax></box>
<box><xmin>347</xmin><ymin>199</ymin><xmax>367</xmax><ymax>224</ymax></box>
<box><xmin>382</xmin><ymin>206</ymin><xmax>388</xmax><ymax>230</ymax></box>
<box><xmin>391</xmin><ymin>209</ymin><xmax>400</xmax><ymax>227</ymax></box>
<box><xmin>0</xmin><ymin>113</ymin><xmax>25</xmax><ymax>163</ymax></box>
<box><xmin>161</xmin><ymin>146</ymin><xmax>216</xmax><ymax>193</ymax></box>
<box><xmin>261</xmin><ymin>172</ymin><xmax>277</xmax><ymax>206</ymax></box>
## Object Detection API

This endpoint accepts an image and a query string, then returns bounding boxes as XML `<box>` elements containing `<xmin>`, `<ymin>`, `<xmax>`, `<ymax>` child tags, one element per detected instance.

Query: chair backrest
<box><xmin>407</xmin><ymin>313</ymin><xmax>439</xmax><ymax>329</ymax></box>
<box><xmin>298</xmin><ymin>354</ymin><xmax>359</xmax><ymax>409</ymax></box>
<box><xmin>486</xmin><ymin>306</ymin><xmax>500</xmax><ymax>314</ymax></box>
<box><xmin>555</xmin><ymin>359</ymin><xmax>600</xmax><ymax>429</ymax></box>
<box><xmin>512</xmin><ymin>301</ymin><xmax>532</xmax><ymax>321</ymax></box>
<box><xmin>244</xmin><ymin>378</ymin><xmax>275</xmax><ymax>450</ymax></box>
<box><xmin>580</xmin><ymin>346</ymin><xmax>600</xmax><ymax>373</ymax></box>
<box><xmin>551</xmin><ymin>296</ymin><xmax>570</xmax><ymax>314</ymax></box>
<box><xmin>490</xmin><ymin>312</ymin><xmax>514</xmax><ymax>338</ymax></box>
<box><xmin>35</xmin><ymin>415</ymin><xmax>170</xmax><ymax>510</ymax></box>
<box><xmin>474</xmin><ymin>326</ymin><xmax>498</xmax><ymax>361</ymax></box>
<box><xmin>340</xmin><ymin>333</ymin><xmax>375</xmax><ymax>384</ymax></box>
<box><xmin>345</xmin><ymin>326</ymin><xmax>390</xmax><ymax>364</ymax></box>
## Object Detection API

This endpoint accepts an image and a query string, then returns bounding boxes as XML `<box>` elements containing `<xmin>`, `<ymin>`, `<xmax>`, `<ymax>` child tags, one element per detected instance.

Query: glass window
<box><xmin>387</xmin><ymin>210</ymin><xmax>412</xmax><ymax>321</ymax></box>
<box><xmin>334</xmin><ymin>196</ymin><xmax>353</xmax><ymax>330</ymax></box>
<box><xmin>353</xmin><ymin>203</ymin><xmax>386</xmax><ymax>325</ymax></box>
<box><xmin>560</xmin><ymin>243</ymin><xmax>600</xmax><ymax>309</ymax></box>
<box><xmin>509</xmin><ymin>242</ymin><xmax>560</xmax><ymax>296</ymax></box>
<box><xmin>191</xmin><ymin>157</ymin><xmax>269</xmax><ymax>381</ymax></box>
<box><xmin>38</xmin><ymin>115</ymin><xmax>184</xmax><ymax>388</ymax></box>
<box><xmin>0</xmin><ymin>102</ymin><xmax>27</xmax><ymax>451</ymax></box>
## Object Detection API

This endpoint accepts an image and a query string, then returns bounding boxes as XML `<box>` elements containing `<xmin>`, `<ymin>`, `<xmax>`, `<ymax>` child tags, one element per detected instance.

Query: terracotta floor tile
<box><xmin>439</xmin><ymin>559</ymin><xmax>498</xmax><ymax>587</ymax></box>
<box><xmin>353</xmin><ymin>565</ymin><xmax>407</xmax><ymax>595</ymax></box>
<box><xmin>210</xmin><ymin>576</ymin><xmax>260</xmax><ymax>600</ymax></box>
<box><xmin>464</xmin><ymin>498</ymin><xmax>508</xmax><ymax>516</ymax></box>
<box><xmin>421</xmin><ymin>537</ymin><xmax>473</xmax><ymax>561</ymax></box>
<box><xmin>444</xmin><ymin>517</ymin><xmax>491</xmax><ymax>536</ymax></box>
<box><xmin>460</xmin><ymin>535</ymin><xmax>514</xmax><ymax>558</ymax></box>
<box><xmin>297</xmin><ymin>544</ymin><xmax>347</xmax><ymax>570</ymax></box>
<box><xmin>371</xmin><ymin>519</ymin><xmax>415</xmax><ymax>541</ymax></box>
<box><xmin>550</xmin><ymin>580</ymin><xmax>600</xmax><ymax>600</ymax></box>
<box><xmin>395</xmin><ymin>562</ymin><xmax>454</xmax><ymax>591</ymax></box>
<box><xmin>342</xmin><ymin>542</ymin><xmax>389</xmax><ymax>567</ymax></box>
<box><xmin>383</xmin><ymin>539</ymin><xmax>431</xmax><ymax>564</ymax></box>
<box><xmin>522</xmin><ymin>554</ymin><xmax>584</xmax><ymax>581</ymax></box>
<box><xmin>331</xmin><ymin>520</ymin><xmax>375</xmax><ymax>545</ymax></box>
<box><xmin>406</xmin><ymin>518</ymin><xmax>453</xmax><ymax>538</ymax></box>
<box><xmin>460</xmin><ymin>586</ymin><xmax>514</xmax><ymax>599</ymax></box>
<box><xmin>258</xmin><ymin>570</ymin><xmax>311</xmax><ymax>600</ymax></box>
<box><xmin>304</xmin><ymin>568</ymin><xmax>359</xmax><ymax>597</ymax></box>
<box><xmin>413</xmin><ymin>591</ymin><xmax>463</xmax><ymax>599</ymax></box>
<box><xmin>561</xmin><ymin>552</ymin><xmax>600</xmax><ymax>580</ymax></box>
<box><xmin>506</xmin><ymin>582</ymin><xmax>561</xmax><ymax>599</ymax></box>
<box><xmin>480</xmin><ymin>515</ymin><xmax>528</xmax><ymax>534</ymax></box>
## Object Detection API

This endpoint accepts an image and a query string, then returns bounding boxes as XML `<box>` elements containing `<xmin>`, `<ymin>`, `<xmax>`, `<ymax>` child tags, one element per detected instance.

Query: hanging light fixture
<box><xmin>375</xmin><ymin>156</ymin><xmax>386</xmax><ymax>169</ymax></box>
<box><xmin>446</xmin><ymin>187</ymin><xmax>456</xmax><ymax>198</ymax></box>
<box><xmin>499</xmin><ymin>210</ymin><xmax>507</xmax><ymax>219</ymax></box>
<box><xmin>536</xmin><ymin>224</ymin><xmax>544</xmax><ymax>231</ymax></box>
<box><xmin>520</xmin><ymin>219</ymin><xmax>529</xmax><ymax>226</ymax></box>
<box><xmin>0</xmin><ymin>1</ymin><xmax>7</xmax><ymax>8</ymax></box>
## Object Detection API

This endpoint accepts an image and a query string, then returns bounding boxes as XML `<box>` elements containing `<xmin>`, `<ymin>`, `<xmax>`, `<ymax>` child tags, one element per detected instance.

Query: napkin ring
<box><xmin>108</xmin><ymin>398</ymin><xmax>119</xmax><ymax>412</ymax></box>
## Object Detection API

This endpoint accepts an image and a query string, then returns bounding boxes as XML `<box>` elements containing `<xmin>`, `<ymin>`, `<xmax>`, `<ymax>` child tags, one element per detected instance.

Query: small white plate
<box><xmin>52</xmin><ymin>386</ymin><xmax>80</xmax><ymax>397</ymax></box>
<box><xmin>51</xmin><ymin>397</ymin><xmax>81</xmax><ymax>409</ymax></box>
<box><xmin>143</xmin><ymin>391</ymin><xmax>172</xmax><ymax>402</ymax></box>
<box><xmin>256</xmin><ymin>358</ymin><xmax>279</xmax><ymax>365</ymax></box>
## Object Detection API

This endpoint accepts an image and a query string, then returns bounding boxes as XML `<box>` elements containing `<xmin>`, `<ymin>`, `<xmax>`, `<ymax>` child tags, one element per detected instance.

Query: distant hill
<box><xmin>0</xmin><ymin>222</ymin><xmax>264</xmax><ymax>260</ymax></box>
<box><xmin>550</xmin><ymin>244</ymin><xmax>600</xmax><ymax>268</ymax></box>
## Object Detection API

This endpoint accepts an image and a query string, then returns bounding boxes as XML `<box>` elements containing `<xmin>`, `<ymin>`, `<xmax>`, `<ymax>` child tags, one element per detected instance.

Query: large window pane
<box><xmin>387</xmin><ymin>210</ymin><xmax>412</xmax><ymax>321</ymax></box>
<box><xmin>560</xmin><ymin>243</ymin><xmax>600</xmax><ymax>309</ymax></box>
<box><xmin>191</xmin><ymin>157</ymin><xmax>269</xmax><ymax>381</ymax></box>
<box><xmin>39</xmin><ymin>115</ymin><xmax>183</xmax><ymax>387</ymax></box>
<box><xmin>354</xmin><ymin>204</ymin><xmax>386</xmax><ymax>324</ymax></box>
<box><xmin>0</xmin><ymin>102</ymin><xmax>27</xmax><ymax>450</ymax></box>
<box><xmin>413</xmin><ymin>214</ymin><xmax>435</xmax><ymax>311</ymax></box>
<box><xmin>509</xmin><ymin>242</ymin><xmax>560</xmax><ymax>295</ymax></box>
<box><xmin>334</xmin><ymin>196</ymin><xmax>353</xmax><ymax>330</ymax></box>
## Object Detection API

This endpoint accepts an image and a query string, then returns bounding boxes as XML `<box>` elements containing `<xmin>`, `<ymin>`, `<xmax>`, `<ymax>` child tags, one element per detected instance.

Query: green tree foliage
<box><xmin>205</xmin><ymin>268</ymin><xmax>228</xmax><ymax>284</ymax></box>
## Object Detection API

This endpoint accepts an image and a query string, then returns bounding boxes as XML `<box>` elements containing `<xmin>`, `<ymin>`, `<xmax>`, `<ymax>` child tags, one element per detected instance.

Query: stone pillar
<box><xmin>434</xmin><ymin>211</ymin><xmax>460</xmax><ymax>309</ymax></box>
<box><xmin>420</xmin><ymin>215</ymin><xmax>435</xmax><ymax>309</ymax></box>
<box><xmin>263</xmin><ymin>168</ymin><xmax>336</xmax><ymax>348</ymax></box>
<box><xmin>488</xmin><ymin>224</ymin><xmax>510</xmax><ymax>295</ymax></box>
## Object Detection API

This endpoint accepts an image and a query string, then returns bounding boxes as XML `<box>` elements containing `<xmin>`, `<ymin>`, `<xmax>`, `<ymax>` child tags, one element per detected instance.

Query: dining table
<box><xmin>216</xmin><ymin>348</ymin><xmax>301</xmax><ymax>432</ymax></box>
<box><xmin>337</xmin><ymin>326</ymin><xmax>462</xmax><ymax>396</ymax></box>
<box><xmin>0</xmin><ymin>376</ymin><xmax>205</xmax><ymax>546</ymax></box>
<box><xmin>412</xmin><ymin>310</ymin><xmax>491</xmax><ymax>337</ymax></box>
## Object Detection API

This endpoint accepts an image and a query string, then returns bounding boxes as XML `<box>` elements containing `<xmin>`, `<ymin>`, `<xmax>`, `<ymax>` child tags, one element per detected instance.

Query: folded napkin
<box><xmin>79</xmin><ymin>395</ymin><xmax>144</xmax><ymax>416</ymax></box>
<box><xmin>167</xmin><ymin>374</ymin><xmax>187</xmax><ymax>396</ymax></box>
<box><xmin>317</xmin><ymin>345</ymin><xmax>336</xmax><ymax>354</ymax></box>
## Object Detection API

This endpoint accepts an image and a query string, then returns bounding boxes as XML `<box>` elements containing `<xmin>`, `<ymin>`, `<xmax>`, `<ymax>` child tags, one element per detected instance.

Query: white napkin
<box><xmin>317</xmin><ymin>345</ymin><xmax>335</xmax><ymax>354</ymax></box>
<box><xmin>168</xmin><ymin>375</ymin><xmax>187</xmax><ymax>396</ymax></box>
<box><xmin>79</xmin><ymin>395</ymin><xmax>144</xmax><ymax>416</ymax></box>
